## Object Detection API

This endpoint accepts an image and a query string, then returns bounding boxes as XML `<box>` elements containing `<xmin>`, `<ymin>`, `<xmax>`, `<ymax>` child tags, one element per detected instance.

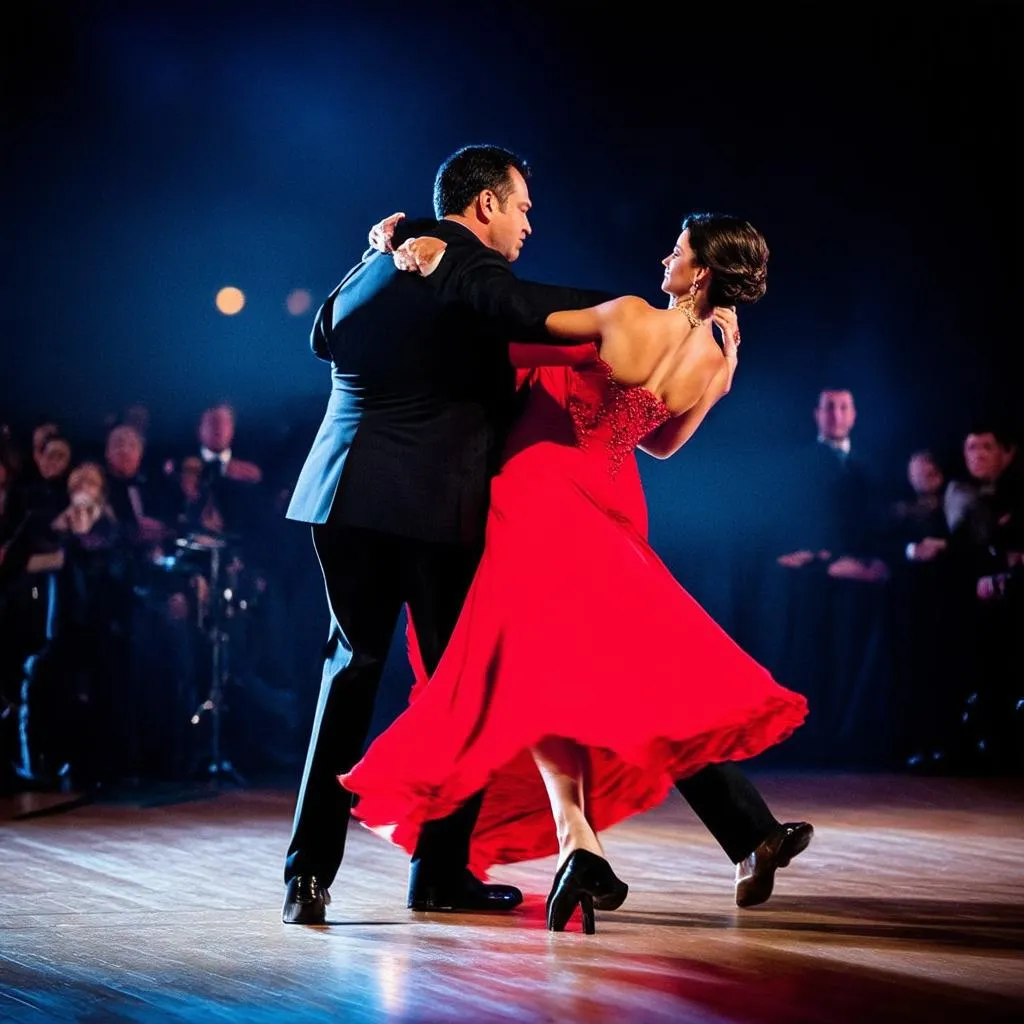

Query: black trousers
<box><xmin>285</xmin><ymin>524</ymin><xmax>482</xmax><ymax>889</ymax></box>
<box><xmin>675</xmin><ymin>762</ymin><xmax>780</xmax><ymax>864</ymax></box>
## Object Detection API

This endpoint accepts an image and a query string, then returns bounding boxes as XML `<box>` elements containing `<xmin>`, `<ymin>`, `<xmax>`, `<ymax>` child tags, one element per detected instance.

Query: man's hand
<box><xmin>908</xmin><ymin>537</ymin><xmax>947</xmax><ymax>562</ymax></box>
<box><xmin>777</xmin><ymin>550</ymin><xmax>816</xmax><ymax>568</ymax></box>
<box><xmin>138</xmin><ymin>515</ymin><xmax>168</xmax><ymax>544</ymax></box>
<box><xmin>827</xmin><ymin>556</ymin><xmax>889</xmax><ymax>582</ymax></box>
<box><xmin>368</xmin><ymin>211</ymin><xmax>406</xmax><ymax>254</ymax></box>
<box><xmin>224</xmin><ymin>458</ymin><xmax>262</xmax><ymax>484</ymax></box>
<box><xmin>393</xmin><ymin>237</ymin><xmax>448</xmax><ymax>277</ymax></box>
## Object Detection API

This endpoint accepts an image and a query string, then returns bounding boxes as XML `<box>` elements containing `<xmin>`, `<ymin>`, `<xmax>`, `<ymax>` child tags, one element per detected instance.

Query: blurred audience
<box><xmin>1</xmin><ymin>404</ymin><xmax>302</xmax><ymax>798</ymax></box>
<box><xmin>2</xmin><ymin>389</ymin><xmax>1020</xmax><ymax>794</ymax></box>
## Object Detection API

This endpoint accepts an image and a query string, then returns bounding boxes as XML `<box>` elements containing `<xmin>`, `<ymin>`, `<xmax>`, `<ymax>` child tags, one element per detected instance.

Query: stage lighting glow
<box><xmin>286</xmin><ymin>288</ymin><xmax>312</xmax><ymax>316</ymax></box>
<box><xmin>216</xmin><ymin>286</ymin><xmax>245</xmax><ymax>315</ymax></box>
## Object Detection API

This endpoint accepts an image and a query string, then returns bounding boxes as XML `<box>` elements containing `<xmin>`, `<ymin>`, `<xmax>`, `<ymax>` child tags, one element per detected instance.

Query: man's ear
<box><xmin>476</xmin><ymin>190</ymin><xmax>497</xmax><ymax>222</ymax></box>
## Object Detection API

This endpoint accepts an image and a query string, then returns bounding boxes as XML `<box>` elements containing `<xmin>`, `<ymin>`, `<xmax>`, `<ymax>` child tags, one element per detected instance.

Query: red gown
<box><xmin>340</xmin><ymin>344</ymin><xmax>807</xmax><ymax>877</ymax></box>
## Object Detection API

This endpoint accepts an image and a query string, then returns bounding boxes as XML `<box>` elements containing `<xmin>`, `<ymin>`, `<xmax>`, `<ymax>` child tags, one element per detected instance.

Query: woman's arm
<box><xmin>638</xmin><ymin>363</ymin><xmax>731</xmax><ymax>459</ymax></box>
<box><xmin>543</xmin><ymin>296</ymin><xmax>648</xmax><ymax>343</ymax></box>
<box><xmin>638</xmin><ymin>308</ymin><xmax>740</xmax><ymax>459</ymax></box>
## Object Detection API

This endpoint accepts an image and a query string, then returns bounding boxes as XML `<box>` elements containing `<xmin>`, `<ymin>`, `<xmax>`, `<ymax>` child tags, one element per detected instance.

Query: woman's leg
<box><xmin>531</xmin><ymin>736</ymin><xmax>604</xmax><ymax>869</ymax></box>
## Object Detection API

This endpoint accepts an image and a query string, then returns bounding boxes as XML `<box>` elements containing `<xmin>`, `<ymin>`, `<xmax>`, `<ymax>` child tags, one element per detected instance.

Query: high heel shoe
<box><xmin>546</xmin><ymin>850</ymin><xmax>629</xmax><ymax>934</ymax></box>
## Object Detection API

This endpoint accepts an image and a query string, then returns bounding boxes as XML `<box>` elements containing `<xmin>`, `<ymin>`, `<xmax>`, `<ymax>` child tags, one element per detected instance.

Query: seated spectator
<box><xmin>887</xmin><ymin>450</ymin><xmax>957</xmax><ymax>771</ymax></box>
<box><xmin>942</xmin><ymin>425</ymin><xmax>1022</xmax><ymax>772</ymax></box>
<box><xmin>893</xmin><ymin>450</ymin><xmax>949</xmax><ymax>564</ymax></box>
<box><xmin>51</xmin><ymin>462</ymin><xmax>118</xmax><ymax>545</ymax></box>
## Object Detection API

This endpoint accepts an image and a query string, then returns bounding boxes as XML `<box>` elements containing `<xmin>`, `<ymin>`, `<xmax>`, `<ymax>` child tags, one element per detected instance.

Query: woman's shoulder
<box><xmin>606</xmin><ymin>295</ymin><xmax>653</xmax><ymax>320</ymax></box>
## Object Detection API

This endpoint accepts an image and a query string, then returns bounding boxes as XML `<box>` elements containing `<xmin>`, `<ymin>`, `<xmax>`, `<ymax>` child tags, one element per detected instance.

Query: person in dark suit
<box><xmin>767</xmin><ymin>388</ymin><xmax>894</xmax><ymax>767</ymax></box>
<box><xmin>282</xmin><ymin>145</ymin><xmax>612</xmax><ymax>924</ymax></box>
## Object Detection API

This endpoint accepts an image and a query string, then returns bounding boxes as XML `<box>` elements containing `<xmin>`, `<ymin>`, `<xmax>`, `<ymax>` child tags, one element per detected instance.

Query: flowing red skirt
<box><xmin>341</xmin><ymin>359</ymin><xmax>807</xmax><ymax>876</ymax></box>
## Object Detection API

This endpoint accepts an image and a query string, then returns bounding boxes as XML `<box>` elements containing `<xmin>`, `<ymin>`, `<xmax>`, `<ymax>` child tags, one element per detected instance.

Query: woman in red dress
<box><xmin>340</xmin><ymin>214</ymin><xmax>807</xmax><ymax>933</ymax></box>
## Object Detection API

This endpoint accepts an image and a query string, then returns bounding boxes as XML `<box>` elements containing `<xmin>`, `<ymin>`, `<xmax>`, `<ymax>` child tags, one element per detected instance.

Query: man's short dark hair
<box><xmin>965</xmin><ymin>423</ymin><xmax>1016</xmax><ymax>449</ymax></box>
<box><xmin>433</xmin><ymin>144</ymin><xmax>531</xmax><ymax>218</ymax></box>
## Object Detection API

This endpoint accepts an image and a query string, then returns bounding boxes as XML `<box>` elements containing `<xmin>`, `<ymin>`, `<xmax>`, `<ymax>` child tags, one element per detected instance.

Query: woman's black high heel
<box><xmin>546</xmin><ymin>850</ymin><xmax>629</xmax><ymax>934</ymax></box>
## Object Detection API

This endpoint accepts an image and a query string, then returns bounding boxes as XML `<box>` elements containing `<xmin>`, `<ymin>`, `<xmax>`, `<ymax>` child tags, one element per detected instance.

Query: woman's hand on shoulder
<box><xmin>711</xmin><ymin>306</ymin><xmax>741</xmax><ymax>392</ymax></box>
<box><xmin>393</xmin><ymin>237</ymin><xmax>448</xmax><ymax>276</ymax></box>
<box><xmin>712</xmin><ymin>306</ymin><xmax>740</xmax><ymax>359</ymax></box>
<box><xmin>368</xmin><ymin>212</ymin><xmax>406</xmax><ymax>253</ymax></box>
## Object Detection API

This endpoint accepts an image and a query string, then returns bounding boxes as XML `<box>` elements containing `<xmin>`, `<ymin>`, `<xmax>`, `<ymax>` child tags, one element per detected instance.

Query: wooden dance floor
<box><xmin>2</xmin><ymin>773</ymin><xmax>1022</xmax><ymax>1023</ymax></box>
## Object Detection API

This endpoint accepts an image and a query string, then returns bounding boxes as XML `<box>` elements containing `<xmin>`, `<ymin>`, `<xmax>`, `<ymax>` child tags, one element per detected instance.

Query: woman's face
<box><xmin>39</xmin><ymin>440</ymin><xmax>71</xmax><ymax>480</ymax></box>
<box><xmin>32</xmin><ymin>422</ymin><xmax>58</xmax><ymax>456</ymax></box>
<box><xmin>661</xmin><ymin>230</ymin><xmax>699</xmax><ymax>298</ymax></box>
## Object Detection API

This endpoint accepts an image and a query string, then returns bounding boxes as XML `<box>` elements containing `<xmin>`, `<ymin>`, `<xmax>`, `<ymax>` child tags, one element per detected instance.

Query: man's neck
<box><xmin>200</xmin><ymin>445</ymin><xmax>230</xmax><ymax>464</ymax></box>
<box><xmin>818</xmin><ymin>435</ymin><xmax>851</xmax><ymax>454</ymax></box>
<box><xmin>443</xmin><ymin>214</ymin><xmax>493</xmax><ymax>251</ymax></box>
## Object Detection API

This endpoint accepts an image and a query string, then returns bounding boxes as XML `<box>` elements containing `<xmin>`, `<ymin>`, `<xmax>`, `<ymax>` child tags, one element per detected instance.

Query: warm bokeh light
<box><xmin>286</xmin><ymin>288</ymin><xmax>312</xmax><ymax>316</ymax></box>
<box><xmin>215</xmin><ymin>286</ymin><xmax>245</xmax><ymax>315</ymax></box>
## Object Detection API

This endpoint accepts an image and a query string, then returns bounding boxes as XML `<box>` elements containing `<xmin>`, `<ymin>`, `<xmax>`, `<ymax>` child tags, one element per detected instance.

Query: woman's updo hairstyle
<box><xmin>682</xmin><ymin>212</ymin><xmax>769</xmax><ymax>306</ymax></box>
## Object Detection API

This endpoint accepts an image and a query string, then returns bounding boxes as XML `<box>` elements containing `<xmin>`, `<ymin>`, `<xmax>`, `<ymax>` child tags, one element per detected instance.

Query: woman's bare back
<box><xmin>596</xmin><ymin>302</ymin><xmax>726</xmax><ymax>417</ymax></box>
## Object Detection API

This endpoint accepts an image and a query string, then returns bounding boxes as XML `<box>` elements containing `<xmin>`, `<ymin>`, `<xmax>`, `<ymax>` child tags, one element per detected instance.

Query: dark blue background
<box><xmin>4</xmin><ymin>3</ymin><xmax>1019</xmax><ymax>525</ymax></box>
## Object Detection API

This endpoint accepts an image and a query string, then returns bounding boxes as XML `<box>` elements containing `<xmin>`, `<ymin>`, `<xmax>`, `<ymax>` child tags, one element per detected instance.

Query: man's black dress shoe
<box><xmin>735</xmin><ymin>821</ymin><xmax>813</xmax><ymax>908</ymax></box>
<box><xmin>407</xmin><ymin>866</ymin><xmax>522</xmax><ymax>912</ymax></box>
<box><xmin>282</xmin><ymin>875</ymin><xmax>331</xmax><ymax>924</ymax></box>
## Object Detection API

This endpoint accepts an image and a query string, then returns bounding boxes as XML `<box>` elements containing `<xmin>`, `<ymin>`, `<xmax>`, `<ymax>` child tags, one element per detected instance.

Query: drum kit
<box><xmin>153</xmin><ymin>528</ymin><xmax>247</xmax><ymax>784</ymax></box>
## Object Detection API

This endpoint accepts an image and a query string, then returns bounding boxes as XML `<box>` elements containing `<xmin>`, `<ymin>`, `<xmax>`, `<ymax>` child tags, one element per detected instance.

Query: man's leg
<box><xmin>401</xmin><ymin>540</ymin><xmax>520</xmax><ymax>911</ymax></box>
<box><xmin>403</xmin><ymin>540</ymin><xmax>483</xmax><ymax>874</ymax></box>
<box><xmin>284</xmin><ymin>524</ymin><xmax>404</xmax><ymax>912</ymax></box>
<box><xmin>676</xmin><ymin>762</ymin><xmax>813</xmax><ymax>908</ymax></box>
<box><xmin>675</xmin><ymin>762</ymin><xmax>779</xmax><ymax>863</ymax></box>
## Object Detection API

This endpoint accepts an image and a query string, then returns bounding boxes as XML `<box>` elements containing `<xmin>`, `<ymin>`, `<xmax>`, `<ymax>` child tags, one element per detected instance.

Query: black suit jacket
<box><xmin>286</xmin><ymin>218</ymin><xmax>610</xmax><ymax>544</ymax></box>
<box><xmin>775</xmin><ymin>442</ymin><xmax>886</xmax><ymax>560</ymax></box>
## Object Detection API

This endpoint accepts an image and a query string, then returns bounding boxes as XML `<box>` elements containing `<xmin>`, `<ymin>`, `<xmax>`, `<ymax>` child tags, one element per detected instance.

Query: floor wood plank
<box><xmin>1</xmin><ymin>774</ymin><xmax>1021</xmax><ymax>1022</ymax></box>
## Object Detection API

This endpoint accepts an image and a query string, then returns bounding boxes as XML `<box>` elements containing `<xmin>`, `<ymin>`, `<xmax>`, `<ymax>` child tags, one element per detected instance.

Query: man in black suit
<box><xmin>282</xmin><ymin>145</ymin><xmax>612</xmax><ymax>923</ymax></box>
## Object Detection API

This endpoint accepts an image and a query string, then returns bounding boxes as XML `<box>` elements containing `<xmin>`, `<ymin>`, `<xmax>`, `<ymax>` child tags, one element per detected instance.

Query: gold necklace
<box><xmin>672</xmin><ymin>298</ymin><xmax>705</xmax><ymax>329</ymax></box>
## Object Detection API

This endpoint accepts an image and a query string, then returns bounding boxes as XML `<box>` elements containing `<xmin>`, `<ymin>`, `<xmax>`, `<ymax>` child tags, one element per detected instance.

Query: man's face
<box><xmin>908</xmin><ymin>454</ymin><xmax>943</xmax><ymax>496</ymax></box>
<box><xmin>105</xmin><ymin>426</ymin><xmax>144</xmax><ymax>479</ymax></box>
<box><xmin>964</xmin><ymin>433</ymin><xmax>1013</xmax><ymax>483</ymax></box>
<box><xmin>199</xmin><ymin>407</ymin><xmax>234</xmax><ymax>452</ymax></box>
<box><xmin>814</xmin><ymin>390</ymin><xmax>857</xmax><ymax>442</ymax></box>
<box><xmin>487</xmin><ymin>167</ymin><xmax>533</xmax><ymax>262</ymax></box>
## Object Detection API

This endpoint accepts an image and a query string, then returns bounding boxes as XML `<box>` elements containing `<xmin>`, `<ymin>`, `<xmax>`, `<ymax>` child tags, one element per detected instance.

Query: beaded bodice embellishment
<box><xmin>567</xmin><ymin>359</ymin><xmax>672</xmax><ymax>475</ymax></box>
